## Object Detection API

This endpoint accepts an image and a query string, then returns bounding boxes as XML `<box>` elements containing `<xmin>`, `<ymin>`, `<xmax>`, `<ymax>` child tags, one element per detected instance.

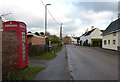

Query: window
<box><xmin>108</xmin><ymin>40</ymin><xmax>110</xmax><ymax>44</ymax></box>
<box><xmin>104</xmin><ymin>40</ymin><xmax>107</xmax><ymax>45</ymax></box>
<box><xmin>22</xmin><ymin>50</ymin><xmax>25</xmax><ymax>54</ymax></box>
<box><xmin>113</xmin><ymin>32</ymin><xmax>116</xmax><ymax>36</ymax></box>
<box><xmin>22</xmin><ymin>39</ymin><xmax>25</xmax><ymax>42</ymax></box>
<box><xmin>22</xmin><ymin>31</ymin><xmax>25</xmax><ymax>35</ymax></box>
<box><xmin>22</xmin><ymin>43</ymin><xmax>25</xmax><ymax>46</ymax></box>
<box><xmin>113</xmin><ymin>40</ymin><xmax>116</xmax><ymax>44</ymax></box>
<box><xmin>20</xmin><ymin>25</ymin><xmax>25</xmax><ymax>28</ymax></box>
<box><xmin>22</xmin><ymin>54</ymin><xmax>26</xmax><ymax>61</ymax></box>
<box><xmin>22</xmin><ymin>46</ymin><xmax>25</xmax><ymax>50</ymax></box>
<box><xmin>22</xmin><ymin>36</ymin><xmax>25</xmax><ymax>38</ymax></box>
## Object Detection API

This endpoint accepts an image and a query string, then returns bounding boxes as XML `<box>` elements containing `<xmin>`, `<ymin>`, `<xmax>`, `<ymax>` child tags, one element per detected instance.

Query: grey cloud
<box><xmin>0</xmin><ymin>1</ymin><xmax>118</xmax><ymax>36</ymax></box>
<box><xmin>72</xmin><ymin>2</ymin><xmax>118</xmax><ymax>12</ymax></box>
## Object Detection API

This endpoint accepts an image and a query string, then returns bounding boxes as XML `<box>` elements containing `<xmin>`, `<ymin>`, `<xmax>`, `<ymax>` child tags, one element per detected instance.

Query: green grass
<box><xmin>54</xmin><ymin>45</ymin><xmax>63</xmax><ymax>53</ymax></box>
<box><xmin>8</xmin><ymin>65</ymin><xmax>45</xmax><ymax>80</ymax></box>
<box><xmin>29</xmin><ymin>45</ymin><xmax>63</xmax><ymax>60</ymax></box>
<box><xmin>30</xmin><ymin>52</ymin><xmax>57</xmax><ymax>60</ymax></box>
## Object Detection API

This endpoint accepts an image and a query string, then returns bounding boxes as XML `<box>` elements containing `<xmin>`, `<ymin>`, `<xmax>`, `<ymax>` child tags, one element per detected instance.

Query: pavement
<box><xmin>30</xmin><ymin>45</ymin><xmax>71</xmax><ymax>80</ymax></box>
<box><xmin>66</xmin><ymin>45</ymin><xmax>118</xmax><ymax>80</ymax></box>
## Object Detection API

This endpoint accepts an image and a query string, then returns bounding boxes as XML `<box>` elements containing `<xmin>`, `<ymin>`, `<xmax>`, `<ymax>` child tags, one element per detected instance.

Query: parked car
<box><xmin>75</xmin><ymin>43</ymin><xmax>79</xmax><ymax>46</ymax></box>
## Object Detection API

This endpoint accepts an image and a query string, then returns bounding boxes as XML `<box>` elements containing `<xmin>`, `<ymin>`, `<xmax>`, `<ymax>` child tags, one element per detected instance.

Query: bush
<box><xmin>49</xmin><ymin>36</ymin><xmax>60</xmax><ymax>44</ymax></box>
<box><xmin>51</xmin><ymin>43</ymin><xmax>61</xmax><ymax>51</ymax></box>
<box><xmin>28</xmin><ymin>44</ymin><xmax>49</xmax><ymax>56</ymax></box>
<box><xmin>2</xmin><ymin>32</ymin><xmax>18</xmax><ymax>80</ymax></box>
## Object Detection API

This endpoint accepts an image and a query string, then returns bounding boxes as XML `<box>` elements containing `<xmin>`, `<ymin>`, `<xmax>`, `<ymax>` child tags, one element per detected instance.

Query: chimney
<box><xmin>85</xmin><ymin>28</ymin><xmax>88</xmax><ymax>32</ymax></box>
<box><xmin>91</xmin><ymin>26</ymin><xmax>94</xmax><ymax>30</ymax></box>
<box><xmin>118</xmin><ymin>13</ymin><xmax>120</xmax><ymax>19</ymax></box>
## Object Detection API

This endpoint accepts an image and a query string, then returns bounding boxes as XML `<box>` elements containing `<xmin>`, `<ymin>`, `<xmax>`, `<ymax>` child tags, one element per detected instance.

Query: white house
<box><xmin>102</xmin><ymin>17</ymin><xmax>120</xmax><ymax>50</ymax></box>
<box><xmin>80</xmin><ymin>26</ymin><xmax>103</xmax><ymax>47</ymax></box>
<box><xmin>70</xmin><ymin>34</ymin><xmax>77</xmax><ymax>44</ymax></box>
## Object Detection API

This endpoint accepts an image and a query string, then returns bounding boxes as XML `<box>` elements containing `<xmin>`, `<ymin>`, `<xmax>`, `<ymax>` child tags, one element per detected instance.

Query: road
<box><xmin>66</xmin><ymin>45</ymin><xmax>118</xmax><ymax>80</ymax></box>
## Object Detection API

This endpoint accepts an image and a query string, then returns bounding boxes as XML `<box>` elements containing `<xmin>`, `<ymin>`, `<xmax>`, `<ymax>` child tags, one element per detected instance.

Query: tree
<box><xmin>49</xmin><ymin>35</ymin><xmax>60</xmax><ymax>44</ymax></box>
<box><xmin>34</xmin><ymin>32</ymin><xmax>40</xmax><ymax>36</ymax></box>
<box><xmin>40</xmin><ymin>32</ymin><xmax>44</xmax><ymax>36</ymax></box>
<box><xmin>46</xmin><ymin>32</ymin><xmax>50</xmax><ymax>36</ymax></box>
<box><xmin>28</xmin><ymin>31</ymin><xmax>32</xmax><ymax>33</ymax></box>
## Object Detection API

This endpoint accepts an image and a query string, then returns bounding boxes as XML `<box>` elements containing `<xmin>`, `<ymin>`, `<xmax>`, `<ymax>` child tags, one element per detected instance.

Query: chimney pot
<box><xmin>118</xmin><ymin>13</ymin><xmax>120</xmax><ymax>18</ymax></box>
<box><xmin>91</xmin><ymin>26</ymin><xmax>94</xmax><ymax>30</ymax></box>
<box><xmin>85</xmin><ymin>28</ymin><xmax>88</xmax><ymax>32</ymax></box>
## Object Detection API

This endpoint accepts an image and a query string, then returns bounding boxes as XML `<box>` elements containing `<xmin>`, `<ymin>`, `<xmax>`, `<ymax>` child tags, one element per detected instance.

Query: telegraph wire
<box><xmin>40</xmin><ymin>0</ymin><xmax>60</xmax><ymax>25</ymax></box>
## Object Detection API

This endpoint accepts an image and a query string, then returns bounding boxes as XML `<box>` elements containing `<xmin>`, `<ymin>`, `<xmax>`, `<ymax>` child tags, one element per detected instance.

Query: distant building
<box><xmin>70</xmin><ymin>34</ymin><xmax>77</xmax><ymax>44</ymax></box>
<box><xmin>27</xmin><ymin>33</ymin><xmax>45</xmax><ymax>45</ymax></box>
<box><xmin>102</xmin><ymin>16</ymin><xmax>120</xmax><ymax>50</ymax></box>
<box><xmin>63</xmin><ymin>36</ymin><xmax>71</xmax><ymax>44</ymax></box>
<box><xmin>80</xmin><ymin>26</ymin><xmax>103</xmax><ymax>47</ymax></box>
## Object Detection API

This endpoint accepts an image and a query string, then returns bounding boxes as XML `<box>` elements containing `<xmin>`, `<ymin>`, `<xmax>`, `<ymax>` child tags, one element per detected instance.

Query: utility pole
<box><xmin>45</xmin><ymin>4</ymin><xmax>51</xmax><ymax>52</ymax></box>
<box><xmin>60</xmin><ymin>23</ymin><xmax>63</xmax><ymax>43</ymax></box>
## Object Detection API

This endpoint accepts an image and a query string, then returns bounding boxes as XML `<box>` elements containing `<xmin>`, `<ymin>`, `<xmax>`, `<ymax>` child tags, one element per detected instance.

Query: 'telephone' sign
<box><xmin>5</xmin><ymin>25</ymin><xmax>17</xmax><ymax>27</ymax></box>
<box><xmin>20</xmin><ymin>25</ymin><xmax>25</xmax><ymax>28</ymax></box>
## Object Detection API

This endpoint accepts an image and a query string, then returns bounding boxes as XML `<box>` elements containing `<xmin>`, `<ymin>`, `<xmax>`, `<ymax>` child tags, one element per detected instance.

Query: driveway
<box><xmin>66</xmin><ymin>45</ymin><xmax>118</xmax><ymax>80</ymax></box>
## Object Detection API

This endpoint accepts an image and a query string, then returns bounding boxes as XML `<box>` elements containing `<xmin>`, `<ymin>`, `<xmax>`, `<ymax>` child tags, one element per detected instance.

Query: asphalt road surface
<box><xmin>66</xmin><ymin>45</ymin><xmax>118</xmax><ymax>80</ymax></box>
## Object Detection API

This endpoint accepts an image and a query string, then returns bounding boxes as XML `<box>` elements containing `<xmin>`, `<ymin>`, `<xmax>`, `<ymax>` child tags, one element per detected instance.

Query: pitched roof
<box><xmin>102</xmin><ymin>18</ymin><xmax>120</xmax><ymax>35</ymax></box>
<box><xmin>80</xmin><ymin>28</ymin><xmax>96</xmax><ymax>37</ymax></box>
<box><xmin>100</xmin><ymin>30</ymin><xmax>105</xmax><ymax>32</ymax></box>
<box><xmin>84</xmin><ymin>29</ymin><xmax>95</xmax><ymax>36</ymax></box>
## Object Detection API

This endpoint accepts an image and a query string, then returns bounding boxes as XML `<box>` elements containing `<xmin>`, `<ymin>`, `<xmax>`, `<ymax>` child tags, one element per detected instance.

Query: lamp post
<box><xmin>45</xmin><ymin>4</ymin><xmax>51</xmax><ymax>36</ymax></box>
<box><xmin>45</xmin><ymin>4</ymin><xmax>51</xmax><ymax>52</ymax></box>
<box><xmin>60</xmin><ymin>23</ymin><xmax>63</xmax><ymax>44</ymax></box>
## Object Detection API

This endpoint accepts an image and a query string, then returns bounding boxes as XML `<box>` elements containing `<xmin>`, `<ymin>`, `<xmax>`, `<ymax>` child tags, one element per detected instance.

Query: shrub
<box><xmin>28</xmin><ymin>44</ymin><xmax>48</xmax><ymax>56</ymax></box>
<box><xmin>49</xmin><ymin>36</ymin><xmax>60</xmax><ymax>44</ymax></box>
<box><xmin>2</xmin><ymin>32</ymin><xmax>18</xmax><ymax>80</ymax></box>
<box><xmin>51</xmin><ymin>43</ymin><xmax>61</xmax><ymax>51</ymax></box>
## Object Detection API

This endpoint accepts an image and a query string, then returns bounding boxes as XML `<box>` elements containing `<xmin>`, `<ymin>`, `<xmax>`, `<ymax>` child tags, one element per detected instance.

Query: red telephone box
<box><xmin>3</xmin><ymin>21</ymin><xmax>28</xmax><ymax>69</ymax></box>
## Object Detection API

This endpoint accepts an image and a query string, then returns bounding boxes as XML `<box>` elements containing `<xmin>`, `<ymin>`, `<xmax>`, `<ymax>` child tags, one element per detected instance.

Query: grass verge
<box><xmin>30</xmin><ymin>52</ymin><xmax>57</xmax><ymax>60</ymax></box>
<box><xmin>29</xmin><ymin>45</ymin><xmax>63</xmax><ymax>60</ymax></box>
<box><xmin>54</xmin><ymin>45</ymin><xmax>63</xmax><ymax>53</ymax></box>
<box><xmin>7</xmin><ymin>65</ymin><xmax>45</xmax><ymax>80</ymax></box>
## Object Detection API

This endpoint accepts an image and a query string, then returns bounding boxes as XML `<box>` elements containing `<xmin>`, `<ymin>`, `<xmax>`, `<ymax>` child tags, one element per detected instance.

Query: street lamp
<box><xmin>45</xmin><ymin>4</ymin><xmax>51</xmax><ymax>36</ymax></box>
<box><xmin>45</xmin><ymin>4</ymin><xmax>51</xmax><ymax>52</ymax></box>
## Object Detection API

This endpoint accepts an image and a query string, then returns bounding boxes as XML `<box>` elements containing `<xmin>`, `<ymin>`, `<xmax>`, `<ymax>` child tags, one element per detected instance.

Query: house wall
<box><xmin>70</xmin><ymin>37</ymin><xmax>77</xmax><ymax>44</ymax></box>
<box><xmin>90</xmin><ymin>28</ymin><xmax>102</xmax><ymax>40</ymax></box>
<box><xmin>63</xmin><ymin>37</ymin><xmax>71</xmax><ymax>44</ymax></box>
<box><xmin>80</xmin><ymin>35</ymin><xmax>91</xmax><ymax>45</ymax></box>
<box><xmin>118</xmin><ymin>31</ymin><xmax>120</xmax><ymax>46</ymax></box>
<box><xmin>80</xmin><ymin>36</ymin><xmax>86</xmax><ymax>45</ymax></box>
<box><xmin>80</xmin><ymin>28</ymin><xmax>102</xmax><ymax>46</ymax></box>
<box><xmin>85</xmin><ymin>35</ymin><xmax>91</xmax><ymax>44</ymax></box>
<box><xmin>102</xmin><ymin>32</ymin><xmax>119</xmax><ymax>50</ymax></box>
<box><xmin>27</xmin><ymin>36</ymin><xmax>45</xmax><ymax>45</ymax></box>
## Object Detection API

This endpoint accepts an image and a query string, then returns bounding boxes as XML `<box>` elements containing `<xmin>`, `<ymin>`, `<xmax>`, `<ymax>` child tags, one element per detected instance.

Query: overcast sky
<box><xmin>0</xmin><ymin>0</ymin><xmax>119</xmax><ymax>37</ymax></box>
